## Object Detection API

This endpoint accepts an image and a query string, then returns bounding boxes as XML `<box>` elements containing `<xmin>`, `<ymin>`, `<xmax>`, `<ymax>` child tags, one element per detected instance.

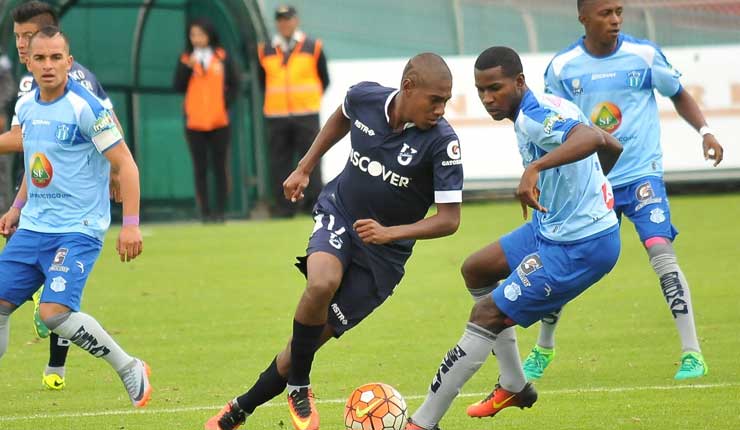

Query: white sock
<box><xmin>45</xmin><ymin>365</ymin><xmax>66</xmax><ymax>377</ymax></box>
<box><xmin>411</xmin><ymin>323</ymin><xmax>494</xmax><ymax>429</ymax></box>
<box><xmin>536</xmin><ymin>309</ymin><xmax>562</xmax><ymax>349</ymax></box>
<box><xmin>494</xmin><ymin>327</ymin><xmax>527</xmax><ymax>392</ymax></box>
<box><xmin>0</xmin><ymin>305</ymin><xmax>11</xmax><ymax>359</ymax></box>
<box><xmin>46</xmin><ymin>311</ymin><xmax>133</xmax><ymax>372</ymax></box>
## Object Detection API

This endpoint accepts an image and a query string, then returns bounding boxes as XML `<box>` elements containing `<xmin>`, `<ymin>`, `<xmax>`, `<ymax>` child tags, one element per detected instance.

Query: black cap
<box><xmin>275</xmin><ymin>5</ymin><xmax>297</xmax><ymax>20</ymax></box>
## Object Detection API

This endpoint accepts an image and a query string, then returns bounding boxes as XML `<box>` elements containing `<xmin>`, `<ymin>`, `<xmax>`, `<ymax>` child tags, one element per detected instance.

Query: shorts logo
<box><xmin>516</xmin><ymin>254</ymin><xmax>542</xmax><ymax>287</ymax></box>
<box><xmin>50</xmin><ymin>276</ymin><xmax>67</xmax><ymax>293</ymax></box>
<box><xmin>635</xmin><ymin>181</ymin><xmax>663</xmax><ymax>211</ymax></box>
<box><xmin>590</xmin><ymin>102</ymin><xmax>622</xmax><ymax>133</ymax></box>
<box><xmin>331</xmin><ymin>303</ymin><xmax>349</xmax><ymax>325</ymax></box>
<box><xmin>503</xmin><ymin>282</ymin><xmax>522</xmax><ymax>302</ymax></box>
<box><xmin>650</xmin><ymin>208</ymin><xmax>666</xmax><ymax>224</ymax></box>
<box><xmin>50</xmin><ymin>248</ymin><xmax>70</xmax><ymax>273</ymax></box>
<box><xmin>30</xmin><ymin>152</ymin><xmax>53</xmax><ymax>188</ymax></box>
<box><xmin>329</xmin><ymin>229</ymin><xmax>345</xmax><ymax>250</ymax></box>
<box><xmin>397</xmin><ymin>143</ymin><xmax>418</xmax><ymax>166</ymax></box>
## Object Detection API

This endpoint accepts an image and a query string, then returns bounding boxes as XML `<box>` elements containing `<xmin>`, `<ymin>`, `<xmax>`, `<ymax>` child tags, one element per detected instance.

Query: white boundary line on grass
<box><xmin>2</xmin><ymin>382</ymin><xmax>737</xmax><ymax>422</ymax></box>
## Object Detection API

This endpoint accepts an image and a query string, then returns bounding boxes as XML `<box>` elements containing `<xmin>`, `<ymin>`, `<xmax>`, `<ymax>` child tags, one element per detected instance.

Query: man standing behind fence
<box><xmin>258</xmin><ymin>5</ymin><xmax>329</xmax><ymax>218</ymax></box>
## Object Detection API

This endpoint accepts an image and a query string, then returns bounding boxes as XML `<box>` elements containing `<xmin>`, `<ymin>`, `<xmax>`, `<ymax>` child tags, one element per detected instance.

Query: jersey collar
<box><xmin>578</xmin><ymin>33</ymin><xmax>624</xmax><ymax>59</ymax></box>
<box><xmin>513</xmin><ymin>89</ymin><xmax>537</xmax><ymax>122</ymax></box>
<box><xmin>384</xmin><ymin>89</ymin><xmax>415</xmax><ymax>130</ymax></box>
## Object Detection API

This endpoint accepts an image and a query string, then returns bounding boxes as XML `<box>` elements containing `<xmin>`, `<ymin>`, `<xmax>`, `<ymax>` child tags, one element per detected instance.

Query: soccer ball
<box><xmin>344</xmin><ymin>382</ymin><xmax>408</xmax><ymax>430</ymax></box>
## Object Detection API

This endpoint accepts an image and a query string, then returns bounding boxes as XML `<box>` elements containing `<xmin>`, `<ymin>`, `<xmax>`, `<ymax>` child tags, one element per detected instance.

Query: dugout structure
<box><xmin>0</xmin><ymin>0</ymin><xmax>270</xmax><ymax>220</ymax></box>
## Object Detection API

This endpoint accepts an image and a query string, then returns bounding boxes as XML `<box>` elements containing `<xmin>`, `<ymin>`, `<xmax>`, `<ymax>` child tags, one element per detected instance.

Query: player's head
<box><xmin>399</xmin><ymin>52</ymin><xmax>452</xmax><ymax>130</ymax></box>
<box><xmin>12</xmin><ymin>1</ymin><xmax>60</xmax><ymax>63</ymax></box>
<box><xmin>474</xmin><ymin>46</ymin><xmax>525</xmax><ymax>122</ymax></box>
<box><xmin>275</xmin><ymin>5</ymin><xmax>299</xmax><ymax>39</ymax></box>
<box><xmin>578</xmin><ymin>0</ymin><xmax>623</xmax><ymax>45</ymax></box>
<box><xmin>186</xmin><ymin>18</ymin><xmax>220</xmax><ymax>51</ymax></box>
<box><xmin>27</xmin><ymin>26</ymin><xmax>72</xmax><ymax>93</ymax></box>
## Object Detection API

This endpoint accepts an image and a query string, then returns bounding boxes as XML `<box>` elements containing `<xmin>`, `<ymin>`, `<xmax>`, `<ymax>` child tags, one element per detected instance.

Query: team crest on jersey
<box><xmin>55</xmin><ymin>124</ymin><xmax>73</xmax><ymax>143</ymax></box>
<box><xmin>30</xmin><ymin>152</ymin><xmax>53</xmax><ymax>188</ymax></box>
<box><xmin>627</xmin><ymin>70</ymin><xmax>643</xmax><ymax>88</ymax></box>
<box><xmin>397</xmin><ymin>143</ymin><xmax>418</xmax><ymax>166</ymax></box>
<box><xmin>590</xmin><ymin>102</ymin><xmax>622</xmax><ymax>133</ymax></box>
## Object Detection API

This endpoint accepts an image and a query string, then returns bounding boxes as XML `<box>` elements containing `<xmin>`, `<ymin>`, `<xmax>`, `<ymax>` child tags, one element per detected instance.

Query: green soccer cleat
<box><xmin>674</xmin><ymin>352</ymin><xmax>708</xmax><ymax>380</ymax></box>
<box><xmin>32</xmin><ymin>288</ymin><xmax>50</xmax><ymax>339</ymax></box>
<box><xmin>522</xmin><ymin>345</ymin><xmax>555</xmax><ymax>381</ymax></box>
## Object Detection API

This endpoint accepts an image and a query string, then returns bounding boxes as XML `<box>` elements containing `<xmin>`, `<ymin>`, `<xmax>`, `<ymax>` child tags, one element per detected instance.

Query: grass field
<box><xmin>1</xmin><ymin>194</ymin><xmax>739</xmax><ymax>430</ymax></box>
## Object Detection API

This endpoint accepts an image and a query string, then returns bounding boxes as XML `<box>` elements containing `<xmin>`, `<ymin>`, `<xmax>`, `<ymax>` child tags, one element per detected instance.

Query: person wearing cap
<box><xmin>258</xmin><ymin>5</ymin><xmax>330</xmax><ymax>218</ymax></box>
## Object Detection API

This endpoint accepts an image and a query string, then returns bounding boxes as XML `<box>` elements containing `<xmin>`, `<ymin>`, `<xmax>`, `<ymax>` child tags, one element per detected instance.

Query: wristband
<box><xmin>11</xmin><ymin>198</ymin><xmax>25</xmax><ymax>209</ymax></box>
<box><xmin>122</xmin><ymin>215</ymin><xmax>139</xmax><ymax>226</ymax></box>
<box><xmin>699</xmin><ymin>126</ymin><xmax>714</xmax><ymax>137</ymax></box>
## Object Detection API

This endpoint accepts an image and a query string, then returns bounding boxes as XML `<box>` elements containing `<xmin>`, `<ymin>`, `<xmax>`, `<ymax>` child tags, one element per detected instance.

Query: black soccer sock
<box><xmin>48</xmin><ymin>333</ymin><xmax>70</xmax><ymax>368</ymax></box>
<box><xmin>236</xmin><ymin>357</ymin><xmax>287</xmax><ymax>413</ymax></box>
<box><xmin>287</xmin><ymin>319</ymin><xmax>324</xmax><ymax>387</ymax></box>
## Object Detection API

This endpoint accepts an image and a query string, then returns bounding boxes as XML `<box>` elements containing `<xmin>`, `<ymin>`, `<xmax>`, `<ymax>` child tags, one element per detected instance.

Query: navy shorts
<box><xmin>0</xmin><ymin>230</ymin><xmax>102</xmax><ymax>311</ymax></box>
<box><xmin>614</xmin><ymin>177</ymin><xmax>678</xmax><ymax>242</ymax></box>
<box><xmin>300</xmin><ymin>200</ymin><xmax>408</xmax><ymax>337</ymax></box>
<box><xmin>494</xmin><ymin>222</ymin><xmax>621</xmax><ymax>327</ymax></box>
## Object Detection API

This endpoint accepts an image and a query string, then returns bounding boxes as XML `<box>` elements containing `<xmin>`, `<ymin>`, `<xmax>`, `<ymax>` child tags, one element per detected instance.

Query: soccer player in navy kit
<box><xmin>0</xmin><ymin>1</ymin><xmax>127</xmax><ymax>391</ymax></box>
<box><xmin>206</xmin><ymin>53</ymin><xmax>464</xmax><ymax>430</ymax></box>
<box><xmin>405</xmin><ymin>46</ymin><xmax>623</xmax><ymax>430</ymax></box>
<box><xmin>521</xmin><ymin>0</ymin><xmax>724</xmax><ymax>381</ymax></box>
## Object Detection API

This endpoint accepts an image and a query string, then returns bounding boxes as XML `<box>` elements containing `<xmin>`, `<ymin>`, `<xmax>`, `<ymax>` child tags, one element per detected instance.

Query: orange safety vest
<box><xmin>258</xmin><ymin>37</ymin><xmax>323</xmax><ymax>117</ymax></box>
<box><xmin>181</xmin><ymin>48</ymin><xmax>230</xmax><ymax>131</ymax></box>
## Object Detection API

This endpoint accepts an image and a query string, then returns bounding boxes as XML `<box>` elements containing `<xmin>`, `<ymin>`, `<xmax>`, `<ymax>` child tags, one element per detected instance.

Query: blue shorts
<box><xmin>613</xmin><ymin>177</ymin><xmax>678</xmax><ymax>242</ymax></box>
<box><xmin>300</xmin><ymin>199</ymin><xmax>408</xmax><ymax>337</ymax></box>
<box><xmin>0</xmin><ymin>230</ymin><xmax>102</xmax><ymax>312</ymax></box>
<box><xmin>494</xmin><ymin>222</ymin><xmax>621</xmax><ymax>327</ymax></box>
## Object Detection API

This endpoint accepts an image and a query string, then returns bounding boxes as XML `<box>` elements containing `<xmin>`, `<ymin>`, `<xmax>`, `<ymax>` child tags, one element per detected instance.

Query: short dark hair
<box><xmin>474</xmin><ymin>46</ymin><xmax>522</xmax><ymax>78</ymax></box>
<box><xmin>401</xmin><ymin>52</ymin><xmax>452</xmax><ymax>87</ymax></box>
<box><xmin>186</xmin><ymin>18</ymin><xmax>221</xmax><ymax>52</ymax></box>
<box><xmin>29</xmin><ymin>25</ymin><xmax>69</xmax><ymax>52</ymax></box>
<box><xmin>12</xmin><ymin>1</ymin><xmax>59</xmax><ymax>26</ymax></box>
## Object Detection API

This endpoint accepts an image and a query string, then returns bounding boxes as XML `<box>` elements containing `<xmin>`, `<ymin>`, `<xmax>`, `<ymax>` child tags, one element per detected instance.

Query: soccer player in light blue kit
<box><xmin>521</xmin><ymin>0</ymin><xmax>724</xmax><ymax>381</ymax></box>
<box><xmin>404</xmin><ymin>46</ymin><xmax>623</xmax><ymax>430</ymax></box>
<box><xmin>0</xmin><ymin>1</ymin><xmax>129</xmax><ymax>390</ymax></box>
<box><xmin>0</xmin><ymin>27</ymin><xmax>152</xmax><ymax>407</ymax></box>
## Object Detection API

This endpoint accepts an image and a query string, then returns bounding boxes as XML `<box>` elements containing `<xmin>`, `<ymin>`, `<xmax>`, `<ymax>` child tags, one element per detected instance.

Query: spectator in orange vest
<box><xmin>259</xmin><ymin>5</ymin><xmax>329</xmax><ymax>218</ymax></box>
<box><xmin>174</xmin><ymin>18</ymin><xmax>238</xmax><ymax>223</ymax></box>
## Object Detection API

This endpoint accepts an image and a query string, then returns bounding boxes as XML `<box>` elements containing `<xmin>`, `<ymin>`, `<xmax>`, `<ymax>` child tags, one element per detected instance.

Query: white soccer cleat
<box><xmin>118</xmin><ymin>358</ymin><xmax>152</xmax><ymax>407</ymax></box>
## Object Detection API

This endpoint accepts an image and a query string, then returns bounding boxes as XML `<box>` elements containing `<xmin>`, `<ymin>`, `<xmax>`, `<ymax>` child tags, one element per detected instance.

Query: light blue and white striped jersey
<box><xmin>15</xmin><ymin>78</ymin><xmax>123</xmax><ymax>242</ymax></box>
<box><xmin>515</xmin><ymin>90</ymin><xmax>618</xmax><ymax>243</ymax></box>
<box><xmin>544</xmin><ymin>33</ymin><xmax>682</xmax><ymax>187</ymax></box>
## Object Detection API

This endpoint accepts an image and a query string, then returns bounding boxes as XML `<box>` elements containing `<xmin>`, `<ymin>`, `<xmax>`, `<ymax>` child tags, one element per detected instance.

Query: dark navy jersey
<box><xmin>326</xmin><ymin>81</ymin><xmax>463</xmax><ymax>230</ymax></box>
<box><xmin>12</xmin><ymin>61</ymin><xmax>112</xmax><ymax>126</ymax></box>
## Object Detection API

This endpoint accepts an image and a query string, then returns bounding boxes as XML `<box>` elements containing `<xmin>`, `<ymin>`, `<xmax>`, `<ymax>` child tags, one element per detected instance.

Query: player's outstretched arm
<box><xmin>104</xmin><ymin>142</ymin><xmax>142</xmax><ymax>262</ymax></box>
<box><xmin>670</xmin><ymin>89</ymin><xmax>724</xmax><ymax>166</ymax></box>
<box><xmin>283</xmin><ymin>105</ymin><xmax>350</xmax><ymax>202</ymax></box>
<box><xmin>0</xmin><ymin>125</ymin><xmax>22</xmax><ymax>154</ymax></box>
<box><xmin>353</xmin><ymin>202</ymin><xmax>460</xmax><ymax>245</ymax></box>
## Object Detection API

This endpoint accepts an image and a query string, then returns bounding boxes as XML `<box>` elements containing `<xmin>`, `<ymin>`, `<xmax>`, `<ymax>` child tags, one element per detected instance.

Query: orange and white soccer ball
<box><xmin>344</xmin><ymin>382</ymin><xmax>408</xmax><ymax>430</ymax></box>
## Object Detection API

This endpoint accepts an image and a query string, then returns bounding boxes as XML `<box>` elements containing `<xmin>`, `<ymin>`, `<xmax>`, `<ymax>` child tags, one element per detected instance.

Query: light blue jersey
<box><xmin>544</xmin><ymin>33</ymin><xmax>682</xmax><ymax>187</ymax></box>
<box><xmin>514</xmin><ymin>90</ymin><xmax>618</xmax><ymax>243</ymax></box>
<box><xmin>15</xmin><ymin>78</ymin><xmax>123</xmax><ymax>242</ymax></box>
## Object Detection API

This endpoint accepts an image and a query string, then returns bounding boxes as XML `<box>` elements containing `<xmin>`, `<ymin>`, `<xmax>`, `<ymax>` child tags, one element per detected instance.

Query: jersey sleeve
<box><xmin>11</xmin><ymin>74</ymin><xmax>35</xmax><ymax>127</ymax></box>
<box><xmin>432</xmin><ymin>137</ymin><xmax>464</xmax><ymax>203</ymax></box>
<box><xmin>651</xmin><ymin>47</ymin><xmax>682</xmax><ymax>97</ymax></box>
<box><xmin>523</xmin><ymin>106</ymin><xmax>582</xmax><ymax>152</ymax></box>
<box><xmin>92</xmin><ymin>79</ymin><xmax>113</xmax><ymax>110</ymax></box>
<box><xmin>79</xmin><ymin>105</ymin><xmax>123</xmax><ymax>153</ymax></box>
<box><xmin>342</xmin><ymin>81</ymin><xmax>377</xmax><ymax>119</ymax></box>
<box><xmin>543</xmin><ymin>62</ymin><xmax>568</xmax><ymax>98</ymax></box>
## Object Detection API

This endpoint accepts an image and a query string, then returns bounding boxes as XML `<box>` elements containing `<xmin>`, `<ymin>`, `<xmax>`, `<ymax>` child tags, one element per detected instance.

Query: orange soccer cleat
<box><xmin>466</xmin><ymin>382</ymin><xmax>537</xmax><ymax>418</ymax></box>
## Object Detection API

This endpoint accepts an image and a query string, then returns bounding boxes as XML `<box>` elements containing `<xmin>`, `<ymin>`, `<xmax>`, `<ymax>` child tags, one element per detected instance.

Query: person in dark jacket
<box><xmin>174</xmin><ymin>18</ymin><xmax>238</xmax><ymax>223</ymax></box>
